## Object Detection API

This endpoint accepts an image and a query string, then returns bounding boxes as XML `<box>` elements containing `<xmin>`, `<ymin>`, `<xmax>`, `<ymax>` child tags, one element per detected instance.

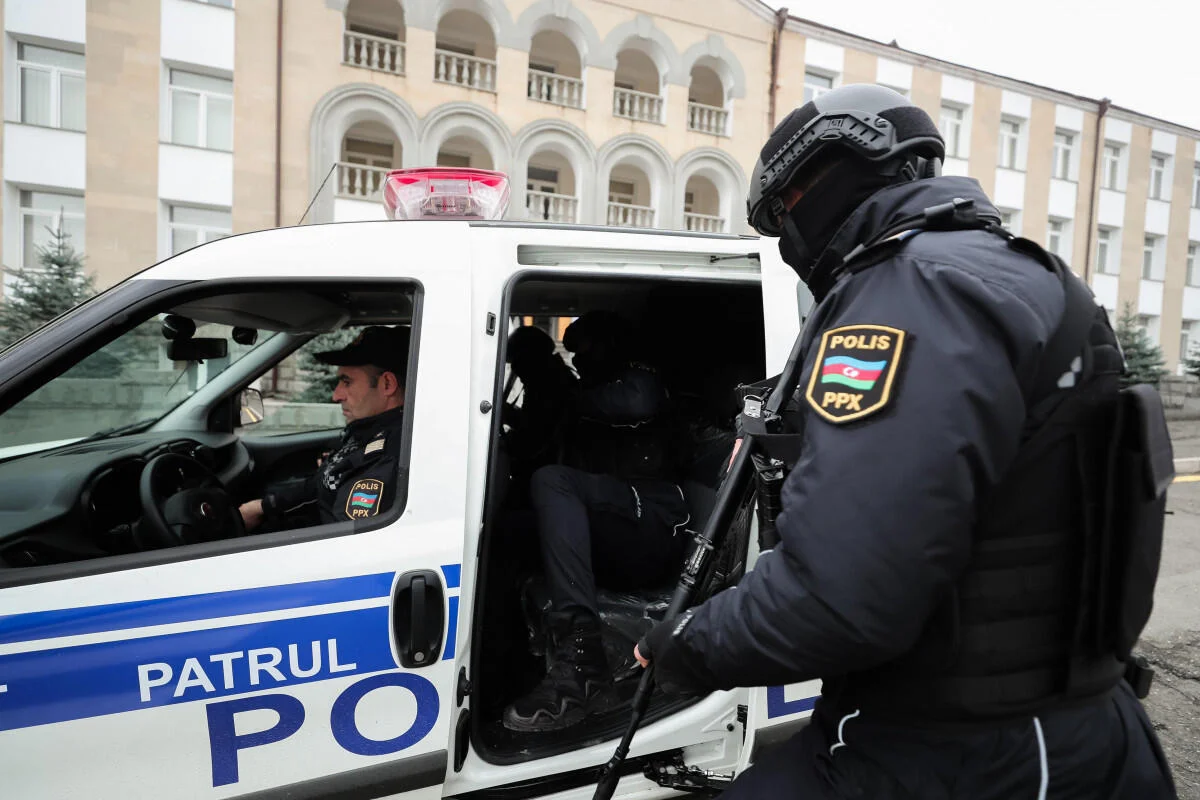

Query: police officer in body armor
<box><xmin>239</xmin><ymin>326</ymin><xmax>409</xmax><ymax>529</ymax></box>
<box><xmin>632</xmin><ymin>85</ymin><xmax>1177</xmax><ymax>797</ymax></box>
<box><xmin>503</xmin><ymin>311</ymin><xmax>690</xmax><ymax>732</ymax></box>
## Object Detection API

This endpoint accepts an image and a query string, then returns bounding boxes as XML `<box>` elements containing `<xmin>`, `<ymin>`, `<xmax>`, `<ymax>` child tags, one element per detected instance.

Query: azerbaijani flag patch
<box><xmin>345</xmin><ymin>478</ymin><xmax>384</xmax><ymax>519</ymax></box>
<box><xmin>805</xmin><ymin>324</ymin><xmax>906</xmax><ymax>423</ymax></box>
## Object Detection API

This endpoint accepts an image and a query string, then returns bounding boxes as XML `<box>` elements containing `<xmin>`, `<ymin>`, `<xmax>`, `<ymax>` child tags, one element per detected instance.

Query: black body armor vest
<box><xmin>744</xmin><ymin>200</ymin><xmax>1172</xmax><ymax>723</ymax></box>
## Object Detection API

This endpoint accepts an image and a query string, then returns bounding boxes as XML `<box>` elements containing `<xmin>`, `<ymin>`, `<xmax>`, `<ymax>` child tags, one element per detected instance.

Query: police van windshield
<box><xmin>0</xmin><ymin>314</ymin><xmax>272</xmax><ymax>455</ymax></box>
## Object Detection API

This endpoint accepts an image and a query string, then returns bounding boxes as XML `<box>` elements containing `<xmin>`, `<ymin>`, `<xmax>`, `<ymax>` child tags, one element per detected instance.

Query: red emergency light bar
<box><xmin>382</xmin><ymin>167</ymin><xmax>511</xmax><ymax>221</ymax></box>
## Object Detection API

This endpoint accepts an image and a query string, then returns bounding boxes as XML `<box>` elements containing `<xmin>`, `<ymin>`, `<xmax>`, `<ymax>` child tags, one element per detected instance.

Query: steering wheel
<box><xmin>138</xmin><ymin>452</ymin><xmax>246</xmax><ymax>548</ymax></box>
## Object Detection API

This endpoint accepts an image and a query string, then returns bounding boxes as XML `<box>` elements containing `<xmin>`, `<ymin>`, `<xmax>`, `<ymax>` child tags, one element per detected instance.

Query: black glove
<box><xmin>637</xmin><ymin>611</ymin><xmax>718</xmax><ymax>696</ymax></box>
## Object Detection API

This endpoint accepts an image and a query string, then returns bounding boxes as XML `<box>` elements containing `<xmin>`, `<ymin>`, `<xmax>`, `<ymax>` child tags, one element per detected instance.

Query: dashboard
<box><xmin>0</xmin><ymin>433</ymin><xmax>252</xmax><ymax>567</ymax></box>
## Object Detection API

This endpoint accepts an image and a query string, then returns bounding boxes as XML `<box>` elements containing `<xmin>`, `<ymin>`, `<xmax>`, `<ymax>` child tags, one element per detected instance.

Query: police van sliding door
<box><xmin>739</xmin><ymin>246</ymin><xmax>824</xmax><ymax>769</ymax></box>
<box><xmin>0</xmin><ymin>236</ymin><xmax>475</xmax><ymax>798</ymax></box>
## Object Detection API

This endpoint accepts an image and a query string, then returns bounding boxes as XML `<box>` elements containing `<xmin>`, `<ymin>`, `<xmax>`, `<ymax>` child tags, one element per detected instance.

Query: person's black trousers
<box><xmin>529</xmin><ymin>465</ymin><xmax>688</xmax><ymax>615</ymax></box>
<box><xmin>723</xmin><ymin>681</ymin><xmax>1176</xmax><ymax>799</ymax></box>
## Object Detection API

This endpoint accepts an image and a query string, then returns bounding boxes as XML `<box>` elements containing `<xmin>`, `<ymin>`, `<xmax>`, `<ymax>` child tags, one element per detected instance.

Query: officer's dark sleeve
<box><xmin>671</xmin><ymin>259</ymin><xmax>1064</xmax><ymax>691</ymax></box>
<box><xmin>262</xmin><ymin>475</ymin><xmax>319</xmax><ymax>523</ymax></box>
<box><xmin>575</xmin><ymin>368</ymin><xmax>664</xmax><ymax>424</ymax></box>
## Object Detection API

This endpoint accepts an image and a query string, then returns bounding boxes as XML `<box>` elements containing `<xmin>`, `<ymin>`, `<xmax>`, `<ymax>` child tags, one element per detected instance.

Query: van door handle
<box><xmin>392</xmin><ymin>569</ymin><xmax>444</xmax><ymax>668</ymax></box>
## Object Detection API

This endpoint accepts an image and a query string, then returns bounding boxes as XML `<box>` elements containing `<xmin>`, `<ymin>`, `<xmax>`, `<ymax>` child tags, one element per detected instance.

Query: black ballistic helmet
<box><xmin>747</xmin><ymin>84</ymin><xmax>945</xmax><ymax>237</ymax></box>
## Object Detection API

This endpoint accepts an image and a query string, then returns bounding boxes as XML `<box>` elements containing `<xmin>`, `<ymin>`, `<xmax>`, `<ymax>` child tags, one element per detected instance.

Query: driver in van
<box><xmin>502</xmin><ymin>311</ymin><xmax>690</xmax><ymax>733</ymax></box>
<box><xmin>238</xmin><ymin>325</ymin><xmax>409</xmax><ymax>530</ymax></box>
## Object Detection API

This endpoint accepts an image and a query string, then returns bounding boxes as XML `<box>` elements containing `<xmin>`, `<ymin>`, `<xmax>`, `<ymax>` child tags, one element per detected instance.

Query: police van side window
<box><xmin>241</xmin><ymin>331</ymin><xmax>357</xmax><ymax>435</ymax></box>
<box><xmin>0</xmin><ymin>282</ymin><xmax>420</xmax><ymax>573</ymax></box>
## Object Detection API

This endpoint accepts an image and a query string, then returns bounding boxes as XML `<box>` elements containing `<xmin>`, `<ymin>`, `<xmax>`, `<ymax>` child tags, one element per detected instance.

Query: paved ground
<box><xmin>1142</xmin><ymin>419</ymin><xmax>1200</xmax><ymax>797</ymax></box>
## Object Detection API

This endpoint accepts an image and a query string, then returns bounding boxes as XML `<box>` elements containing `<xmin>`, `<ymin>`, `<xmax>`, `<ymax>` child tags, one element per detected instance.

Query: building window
<box><xmin>168</xmin><ymin>70</ymin><xmax>233</xmax><ymax>151</ymax></box>
<box><xmin>940</xmin><ymin>105</ymin><xmax>964</xmax><ymax>158</ymax></box>
<box><xmin>1192</xmin><ymin>162</ymin><xmax>1199</xmax><ymax>208</ymax></box>
<box><xmin>1143</xmin><ymin>235</ymin><xmax>1165</xmax><ymax>280</ymax></box>
<box><xmin>1103</xmin><ymin>144</ymin><xmax>1122</xmax><ymax>190</ymax></box>
<box><xmin>1149</xmin><ymin>154</ymin><xmax>1167</xmax><ymax>200</ymax></box>
<box><xmin>193</xmin><ymin>0</ymin><xmax>234</xmax><ymax>6</ymax></box>
<box><xmin>1189</xmin><ymin>243</ymin><xmax>1200</xmax><ymax>288</ymax></box>
<box><xmin>997</xmin><ymin>119</ymin><xmax>1020</xmax><ymax>169</ymax></box>
<box><xmin>168</xmin><ymin>206</ymin><xmax>231</xmax><ymax>255</ymax></box>
<box><xmin>1052</xmin><ymin>131</ymin><xmax>1074</xmax><ymax>180</ymax></box>
<box><xmin>608</xmin><ymin>180</ymin><xmax>636</xmax><ymax>205</ymax></box>
<box><xmin>526</xmin><ymin>166</ymin><xmax>560</xmax><ymax>195</ymax></box>
<box><xmin>18</xmin><ymin>191</ymin><xmax>85</xmax><ymax>270</ymax></box>
<box><xmin>1047</xmin><ymin>219</ymin><xmax>1066</xmax><ymax>257</ymax></box>
<box><xmin>16</xmin><ymin>43</ymin><xmax>85</xmax><ymax>131</ymax></box>
<box><xmin>1097</xmin><ymin>228</ymin><xmax>1119</xmax><ymax>275</ymax></box>
<box><xmin>803</xmin><ymin>71</ymin><xmax>833</xmax><ymax>104</ymax></box>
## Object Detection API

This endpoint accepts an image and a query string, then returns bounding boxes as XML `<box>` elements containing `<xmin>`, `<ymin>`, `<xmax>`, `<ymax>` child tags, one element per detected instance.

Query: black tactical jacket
<box><xmin>671</xmin><ymin>177</ymin><xmax>1078</xmax><ymax>690</ymax></box>
<box><xmin>262</xmin><ymin>405</ymin><xmax>405</xmax><ymax>526</ymax></box>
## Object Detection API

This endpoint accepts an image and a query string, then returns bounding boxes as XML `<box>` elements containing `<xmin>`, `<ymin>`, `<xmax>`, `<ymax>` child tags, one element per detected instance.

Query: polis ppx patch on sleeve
<box><xmin>345</xmin><ymin>478</ymin><xmax>384</xmax><ymax>519</ymax></box>
<box><xmin>805</xmin><ymin>324</ymin><xmax>906</xmax><ymax>424</ymax></box>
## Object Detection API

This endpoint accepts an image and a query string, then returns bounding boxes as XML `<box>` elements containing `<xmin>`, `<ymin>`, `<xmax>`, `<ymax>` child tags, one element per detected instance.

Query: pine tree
<box><xmin>297</xmin><ymin>328</ymin><xmax>359</xmax><ymax>403</ymax></box>
<box><xmin>0</xmin><ymin>223</ymin><xmax>95</xmax><ymax>348</ymax></box>
<box><xmin>1183</xmin><ymin>343</ymin><xmax>1200</xmax><ymax>380</ymax></box>
<box><xmin>1113</xmin><ymin>302</ymin><xmax>1167</xmax><ymax>387</ymax></box>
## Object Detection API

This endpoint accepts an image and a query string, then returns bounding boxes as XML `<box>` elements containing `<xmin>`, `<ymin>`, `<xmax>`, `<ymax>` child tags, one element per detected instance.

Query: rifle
<box><xmin>592</xmin><ymin>328</ymin><xmax>809</xmax><ymax>799</ymax></box>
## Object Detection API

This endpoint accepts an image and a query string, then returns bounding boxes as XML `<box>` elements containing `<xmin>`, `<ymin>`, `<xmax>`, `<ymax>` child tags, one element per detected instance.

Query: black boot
<box><xmin>503</xmin><ymin>611</ymin><xmax>614</xmax><ymax>732</ymax></box>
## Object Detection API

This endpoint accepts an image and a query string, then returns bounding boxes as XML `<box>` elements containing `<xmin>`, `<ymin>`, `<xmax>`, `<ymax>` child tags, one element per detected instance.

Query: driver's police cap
<box><xmin>315</xmin><ymin>325</ymin><xmax>410</xmax><ymax>380</ymax></box>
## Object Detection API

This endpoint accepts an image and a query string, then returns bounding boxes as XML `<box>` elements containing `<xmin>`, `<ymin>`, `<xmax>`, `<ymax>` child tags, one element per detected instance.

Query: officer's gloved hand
<box><xmin>635</xmin><ymin>611</ymin><xmax>717</xmax><ymax>696</ymax></box>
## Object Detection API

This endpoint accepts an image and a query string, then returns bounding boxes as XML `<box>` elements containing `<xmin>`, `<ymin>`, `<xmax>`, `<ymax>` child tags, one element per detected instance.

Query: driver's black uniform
<box><xmin>261</xmin><ymin>405</ymin><xmax>405</xmax><ymax>526</ymax></box>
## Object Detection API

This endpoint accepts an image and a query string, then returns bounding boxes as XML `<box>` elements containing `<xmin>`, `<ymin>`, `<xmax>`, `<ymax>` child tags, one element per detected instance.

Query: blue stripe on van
<box><xmin>0</xmin><ymin>573</ymin><xmax>396</xmax><ymax>644</ymax></box>
<box><xmin>0</xmin><ymin>605</ymin><xmax>397</xmax><ymax>731</ymax></box>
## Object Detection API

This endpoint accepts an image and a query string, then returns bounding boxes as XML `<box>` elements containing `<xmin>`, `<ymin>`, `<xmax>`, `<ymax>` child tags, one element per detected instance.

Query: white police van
<box><xmin>0</xmin><ymin>168</ymin><xmax>819</xmax><ymax>799</ymax></box>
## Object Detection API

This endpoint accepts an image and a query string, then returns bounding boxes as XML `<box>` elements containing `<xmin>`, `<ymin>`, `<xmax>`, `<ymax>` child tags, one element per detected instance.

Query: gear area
<box><xmin>468</xmin><ymin>276</ymin><xmax>766</xmax><ymax>764</ymax></box>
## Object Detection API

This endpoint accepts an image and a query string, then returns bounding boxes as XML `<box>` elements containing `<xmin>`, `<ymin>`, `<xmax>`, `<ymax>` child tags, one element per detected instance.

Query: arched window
<box><xmin>343</xmin><ymin>0</ymin><xmax>405</xmax><ymax>75</ymax></box>
<box><xmin>434</xmin><ymin>9</ymin><xmax>498</xmax><ymax>92</ymax></box>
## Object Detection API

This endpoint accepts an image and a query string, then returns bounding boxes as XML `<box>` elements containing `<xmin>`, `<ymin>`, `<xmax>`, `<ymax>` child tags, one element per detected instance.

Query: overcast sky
<box><xmin>764</xmin><ymin>0</ymin><xmax>1200</xmax><ymax>131</ymax></box>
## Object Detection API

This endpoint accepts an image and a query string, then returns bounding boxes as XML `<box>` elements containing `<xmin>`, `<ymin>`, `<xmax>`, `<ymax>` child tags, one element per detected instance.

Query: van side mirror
<box><xmin>239</xmin><ymin>388</ymin><xmax>265</xmax><ymax>427</ymax></box>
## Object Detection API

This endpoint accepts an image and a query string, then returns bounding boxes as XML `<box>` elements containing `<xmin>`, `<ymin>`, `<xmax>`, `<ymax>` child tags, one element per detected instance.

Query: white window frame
<box><xmin>1193</xmin><ymin>162</ymin><xmax>1200</xmax><ymax>208</ymax></box>
<box><xmin>167</xmin><ymin>69</ymin><xmax>233</xmax><ymax>151</ymax></box>
<box><xmin>1052</xmin><ymin>130</ymin><xmax>1075</xmax><ymax>181</ymax></box>
<box><xmin>1143</xmin><ymin>235</ymin><xmax>1164</xmax><ymax>281</ymax></box>
<box><xmin>1096</xmin><ymin>228</ymin><xmax>1116</xmax><ymax>275</ymax></box>
<box><xmin>167</xmin><ymin>206</ymin><xmax>232</xmax><ymax>256</ymax></box>
<box><xmin>1047</xmin><ymin>219</ymin><xmax>1065</xmax><ymax>257</ymax></box>
<box><xmin>1149</xmin><ymin>154</ymin><xmax>1167</xmax><ymax>200</ymax></box>
<box><xmin>997</xmin><ymin>119</ymin><xmax>1021</xmax><ymax>170</ymax></box>
<box><xmin>803</xmin><ymin>71</ymin><xmax>834</xmax><ymax>104</ymax></box>
<box><xmin>16</xmin><ymin>43</ymin><xmax>86</xmax><ymax>131</ymax></box>
<box><xmin>17</xmin><ymin>191</ymin><xmax>85</xmax><ymax>272</ymax></box>
<box><xmin>939</xmin><ymin>105</ymin><xmax>965</xmax><ymax>159</ymax></box>
<box><xmin>1103</xmin><ymin>143</ymin><xmax>1122</xmax><ymax>191</ymax></box>
<box><xmin>1188</xmin><ymin>242</ymin><xmax>1199</xmax><ymax>288</ymax></box>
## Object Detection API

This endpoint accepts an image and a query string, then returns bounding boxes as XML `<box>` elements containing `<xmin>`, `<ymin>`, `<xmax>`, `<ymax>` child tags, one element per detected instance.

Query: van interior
<box><xmin>469</xmin><ymin>273</ymin><xmax>767</xmax><ymax>762</ymax></box>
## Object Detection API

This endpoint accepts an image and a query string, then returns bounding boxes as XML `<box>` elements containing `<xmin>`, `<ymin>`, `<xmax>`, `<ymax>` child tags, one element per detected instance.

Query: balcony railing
<box><xmin>526</xmin><ymin>190</ymin><xmax>579</xmax><ymax>223</ymax></box>
<box><xmin>435</xmin><ymin>49</ymin><xmax>497</xmax><ymax>92</ymax></box>
<box><xmin>684</xmin><ymin>212</ymin><xmax>726</xmax><ymax>233</ymax></box>
<box><xmin>607</xmin><ymin>201</ymin><xmax>655</xmax><ymax>228</ymax></box>
<box><xmin>336</xmin><ymin>162</ymin><xmax>392</xmax><ymax>200</ymax></box>
<box><xmin>343</xmin><ymin>31</ymin><xmax>405</xmax><ymax>75</ymax></box>
<box><xmin>687</xmin><ymin>101</ymin><xmax>729</xmax><ymax>136</ymax></box>
<box><xmin>528</xmin><ymin>69</ymin><xmax>584</xmax><ymax>109</ymax></box>
<box><xmin>613</xmin><ymin>87</ymin><xmax>663</xmax><ymax>123</ymax></box>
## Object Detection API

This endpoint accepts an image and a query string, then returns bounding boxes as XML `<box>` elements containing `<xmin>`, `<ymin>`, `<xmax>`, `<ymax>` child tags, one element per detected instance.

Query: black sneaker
<box><xmin>502</xmin><ymin>612</ymin><xmax>615</xmax><ymax>732</ymax></box>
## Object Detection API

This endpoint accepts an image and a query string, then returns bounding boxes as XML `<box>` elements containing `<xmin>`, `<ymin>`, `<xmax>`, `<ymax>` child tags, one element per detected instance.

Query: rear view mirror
<box><xmin>167</xmin><ymin>338</ymin><xmax>228</xmax><ymax>362</ymax></box>
<box><xmin>239</xmin><ymin>388</ymin><xmax>265</xmax><ymax>427</ymax></box>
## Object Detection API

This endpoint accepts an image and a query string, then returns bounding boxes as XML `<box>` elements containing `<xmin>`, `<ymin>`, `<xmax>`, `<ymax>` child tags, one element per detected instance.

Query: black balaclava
<box><xmin>778</xmin><ymin>153</ymin><xmax>911</xmax><ymax>300</ymax></box>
